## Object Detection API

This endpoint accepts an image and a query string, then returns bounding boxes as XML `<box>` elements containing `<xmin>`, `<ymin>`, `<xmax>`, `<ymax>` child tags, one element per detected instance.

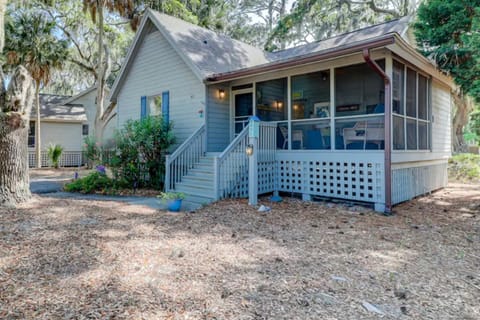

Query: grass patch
<box><xmin>448</xmin><ymin>153</ymin><xmax>480</xmax><ymax>182</ymax></box>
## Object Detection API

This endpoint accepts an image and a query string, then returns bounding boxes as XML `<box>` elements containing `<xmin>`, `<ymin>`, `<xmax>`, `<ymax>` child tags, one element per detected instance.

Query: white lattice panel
<box><xmin>277</xmin><ymin>151</ymin><xmax>385</xmax><ymax>203</ymax></box>
<box><xmin>28</xmin><ymin>151</ymin><xmax>83</xmax><ymax>168</ymax></box>
<box><xmin>392</xmin><ymin>162</ymin><xmax>447</xmax><ymax>204</ymax></box>
<box><xmin>258</xmin><ymin>160</ymin><xmax>276</xmax><ymax>195</ymax></box>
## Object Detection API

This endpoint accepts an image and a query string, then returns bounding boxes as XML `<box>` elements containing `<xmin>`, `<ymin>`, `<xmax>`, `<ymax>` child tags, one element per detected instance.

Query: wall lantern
<box><xmin>245</xmin><ymin>144</ymin><xmax>254</xmax><ymax>156</ymax></box>
<box><xmin>218</xmin><ymin>89</ymin><xmax>226</xmax><ymax>99</ymax></box>
<box><xmin>274</xmin><ymin>100</ymin><xmax>283</xmax><ymax>110</ymax></box>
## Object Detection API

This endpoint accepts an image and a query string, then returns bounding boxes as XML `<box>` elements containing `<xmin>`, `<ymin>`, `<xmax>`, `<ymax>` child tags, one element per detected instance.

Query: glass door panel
<box><xmin>234</xmin><ymin>92</ymin><xmax>253</xmax><ymax>135</ymax></box>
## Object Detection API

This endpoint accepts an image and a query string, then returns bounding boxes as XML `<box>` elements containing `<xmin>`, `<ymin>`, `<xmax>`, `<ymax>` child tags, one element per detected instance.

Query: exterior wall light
<box><xmin>275</xmin><ymin>100</ymin><xmax>283</xmax><ymax>110</ymax></box>
<box><xmin>245</xmin><ymin>144</ymin><xmax>254</xmax><ymax>156</ymax></box>
<box><xmin>218</xmin><ymin>89</ymin><xmax>225</xmax><ymax>99</ymax></box>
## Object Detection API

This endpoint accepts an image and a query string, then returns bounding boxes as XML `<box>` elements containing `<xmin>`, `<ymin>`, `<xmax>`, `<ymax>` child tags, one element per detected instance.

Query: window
<box><xmin>289</xmin><ymin>70</ymin><xmax>331</xmax><ymax>149</ymax></box>
<box><xmin>393</xmin><ymin>60</ymin><xmax>431</xmax><ymax>151</ymax></box>
<box><xmin>334</xmin><ymin>61</ymin><xmax>385</xmax><ymax>149</ymax></box>
<box><xmin>148</xmin><ymin>95</ymin><xmax>162</xmax><ymax>116</ymax></box>
<box><xmin>256</xmin><ymin>78</ymin><xmax>287</xmax><ymax>122</ymax></box>
<box><xmin>82</xmin><ymin>124</ymin><xmax>89</xmax><ymax>136</ymax></box>
<box><xmin>28</xmin><ymin>121</ymin><xmax>35</xmax><ymax>147</ymax></box>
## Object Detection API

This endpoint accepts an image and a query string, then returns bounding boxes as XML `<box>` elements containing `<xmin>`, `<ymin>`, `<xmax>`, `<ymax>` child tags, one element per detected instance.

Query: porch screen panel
<box><xmin>418</xmin><ymin>75</ymin><xmax>428</xmax><ymax>120</ymax></box>
<box><xmin>406</xmin><ymin>68</ymin><xmax>417</xmax><ymax>118</ymax></box>
<box><xmin>291</xmin><ymin>71</ymin><xmax>330</xmax><ymax>120</ymax></box>
<box><xmin>289</xmin><ymin>70</ymin><xmax>331</xmax><ymax>150</ymax></box>
<box><xmin>335</xmin><ymin>61</ymin><xmax>385</xmax><ymax>118</ymax></box>
<box><xmin>256</xmin><ymin>78</ymin><xmax>287</xmax><ymax>122</ymax></box>
<box><xmin>334</xmin><ymin>61</ymin><xmax>385</xmax><ymax>150</ymax></box>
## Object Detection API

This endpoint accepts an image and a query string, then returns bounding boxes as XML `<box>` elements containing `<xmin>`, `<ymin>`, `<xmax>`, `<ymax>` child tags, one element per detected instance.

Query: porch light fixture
<box><xmin>275</xmin><ymin>100</ymin><xmax>283</xmax><ymax>110</ymax></box>
<box><xmin>218</xmin><ymin>89</ymin><xmax>226</xmax><ymax>99</ymax></box>
<box><xmin>245</xmin><ymin>144</ymin><xmax>254</xmax><ymax>156</ymax></box>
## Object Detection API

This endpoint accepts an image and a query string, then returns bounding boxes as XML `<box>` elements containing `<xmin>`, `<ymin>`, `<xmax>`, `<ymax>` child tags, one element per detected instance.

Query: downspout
<box><xmin>362</xmin><ymin>48</ymin><xmax>392</xmax><ymax>214</ymax></box>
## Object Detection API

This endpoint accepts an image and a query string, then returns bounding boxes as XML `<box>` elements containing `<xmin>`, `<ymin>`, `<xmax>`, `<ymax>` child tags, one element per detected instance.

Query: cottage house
<box><xmin>29</xmin><ymin>87</ymin><xmax>112</xmax><ymax>167</ymax></box>
<box><xmin>109</xmin><ymin>10</ymin><xmax>453</xmax><ymax>212</ymax></box>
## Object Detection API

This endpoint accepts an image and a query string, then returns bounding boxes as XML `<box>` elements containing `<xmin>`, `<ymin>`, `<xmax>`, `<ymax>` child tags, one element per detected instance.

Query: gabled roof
<box><xmin>62</xmin><ymin>86</ymin><xmax>110</xmax><ymax>105</ymax></box>
<box><xmin>110</xmin><ymin>11</ymin><xmax>449</xmax><ymax>100</ymax></box>
<box><xmin>150</xmin><ymin>11</ymin><xmax>274</xmax><ymax>77</ymax></box>
<box><xmin>31</xmin><ymin>94</ymin><xmax>87</xmax><ymax>122</ymax></box>
<box><xmin>110</xmin><ymin>9</ymin><xmax>273</xmax><ymax>101</ymax></box>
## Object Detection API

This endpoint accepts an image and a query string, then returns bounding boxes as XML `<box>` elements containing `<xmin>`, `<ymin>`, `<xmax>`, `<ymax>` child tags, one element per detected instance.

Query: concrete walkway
<box><xmin>30</xmin><ymin>173</ymin><xmax>198</xmax><ymax>212</ymax></box>
<box><xmin>30</xmin><ymin>178</ymin><xmax>69</xmax><ymax>194</ymax></box>
<box><xmin>42</xmin><ymin>192</ymin><xmax>166</xmax><ymax>210</ymax></box>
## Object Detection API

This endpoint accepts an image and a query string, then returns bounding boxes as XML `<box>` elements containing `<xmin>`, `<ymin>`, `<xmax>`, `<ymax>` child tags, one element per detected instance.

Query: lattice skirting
<box><xmin>28</xmin><ymin>151</ymin><xmax>84</xmax><ymax>168</ymax></box>
<box><xmin>276</xmin><ymin>152</ymin><xmax>385</xmax><ymax>204</ymax></box>
<box><xmin>258</xmin><ymin>160</ymin><xmax>276</xmax><ymax>195</ymax></box>
<box><xmin>392</xmin><ymin>162</ymin><xmax>448</xmax><ymax>205</ymax></box>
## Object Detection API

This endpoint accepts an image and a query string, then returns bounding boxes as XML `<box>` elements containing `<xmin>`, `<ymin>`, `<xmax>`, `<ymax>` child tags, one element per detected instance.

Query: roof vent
<box><xmin>203</xmin><ymin>40</ymin><xmax>208</xmax><ymax>44</ymax></box>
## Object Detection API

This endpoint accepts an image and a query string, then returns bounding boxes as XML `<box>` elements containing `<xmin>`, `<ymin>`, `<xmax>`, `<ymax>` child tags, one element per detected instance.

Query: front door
<box><xmin>234</xmin><ymin>91</ymin><xmax>253</xmax><ymax>135</ymax></box>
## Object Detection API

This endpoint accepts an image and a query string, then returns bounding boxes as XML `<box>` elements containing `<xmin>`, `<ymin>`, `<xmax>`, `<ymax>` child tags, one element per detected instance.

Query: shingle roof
<box><xmin>270</xmin><ymin>16</ymin><xmax>411</xmax><ymax>61</ymax></box>
<box><xmin>110</xmin><ymin>11</ymin><xmax>416</xmax><ymax>100</ymax></box>
<box><xmin>31</xmin><ymin>94</ymin><xmax>87</xmax><ymax>122</ymax></box>
<box><xmin>150</xmin><ymin>11</ymin><xmax>274</xmax><ymax>78</ymax></box>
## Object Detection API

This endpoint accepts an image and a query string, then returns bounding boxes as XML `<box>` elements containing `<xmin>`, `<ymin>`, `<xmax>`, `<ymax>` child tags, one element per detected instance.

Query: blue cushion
<box><xmin>374</xmin><ymin>103</ymin><xmax>385</xmax><ymax>113</ymax></box>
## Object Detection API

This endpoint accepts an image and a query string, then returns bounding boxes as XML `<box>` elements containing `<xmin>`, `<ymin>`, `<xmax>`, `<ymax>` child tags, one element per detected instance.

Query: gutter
<box><xmin>206</xmin><ymin>34</ymin><xmax>396</xmax><ymax>83</ymax></box>
<box><xmin>362</xmin><ymin>48</ymin><xmax>392</xmax><ymax>214</ymax></box>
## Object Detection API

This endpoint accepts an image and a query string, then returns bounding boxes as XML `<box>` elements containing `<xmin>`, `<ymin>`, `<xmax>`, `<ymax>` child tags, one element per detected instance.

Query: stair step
<box><xmin>181</xmin><ymin>176</ymin><xmax>214</xmax><ymax>184</ymax></box>
<box><xmin>175</xmin><ymin>185</ymin><xmax>214</xmax><ymax>198</ymax></box>
<box><xmin>184</xmin><ymin>194</ymin><xmax>215</xmax><ymax>206</ymax></box>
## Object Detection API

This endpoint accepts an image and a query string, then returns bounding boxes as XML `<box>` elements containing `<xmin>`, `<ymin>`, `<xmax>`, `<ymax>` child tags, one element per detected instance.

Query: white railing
<box><xmin>165</xmin><ymin>124</ymin><xmax>206</xmax><ymax>191</ymax></box>
<box><xmin>215</xmin><ymin>122</ymin><xmax>278</xmax><ymax>200</ymax></box>
<box><xmin>28</xmin><ymin>151</ymin><xmax>83</xmax><ymax>168</ymax></box>
<box><xmin>258</xmin><ymin>122</ymin><xmax>277</xmax><ymax>194</ymax></box>
<box><xmin>215</xmin><ymin>124</ymin><xmax>250</xmax><ymax>199</ymax></box>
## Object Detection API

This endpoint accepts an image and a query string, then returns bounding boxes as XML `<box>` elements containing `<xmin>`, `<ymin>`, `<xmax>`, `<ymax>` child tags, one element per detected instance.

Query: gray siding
<box><xmin>68</xmin><ymin>89</ymin><xmax>99</xmax><ymax>137</ymax></box>
<box><xmin>116</xmin><ymin>27</ymin><xmax>205</xmax><ymax>145</ymax></box>
<box><xmin>392</xmin><ymin>162</ymin><xmax>448</xmax><ymax>204</ymax></box>
<box><xmin>206</xmin><ymin>83</ymin><xmax>230</xmax><ymax>152</ymax></box>
<box><xmin>431</xmin><ymin>80</ymin><xmax>451</xmax><ymax>156</ymax></box>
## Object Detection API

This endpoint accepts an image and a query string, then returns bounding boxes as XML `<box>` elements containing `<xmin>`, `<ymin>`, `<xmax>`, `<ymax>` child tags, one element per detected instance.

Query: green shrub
<box><xmin>106</xmin><ymin>116</ymin><xmax>175</xmax><ymax>189</ymax></box>
<box><xmin>64</xmin><ymin>172</ymin><xmax>122</xmax><ymax>194</ymax></box>
<box><xmin>47</xmin><ymin>144</ymin><xmax>63</xmax><ymax>168</ymax></box>
<box><xmin>449</xmin><ymin>153</ymin><xmax>480</xmax><ymax>181</ymax></box>
<box><xmin>83</xmin><ymin>136</ymin><xmax>101</xmax><ymax>168</ymax></box>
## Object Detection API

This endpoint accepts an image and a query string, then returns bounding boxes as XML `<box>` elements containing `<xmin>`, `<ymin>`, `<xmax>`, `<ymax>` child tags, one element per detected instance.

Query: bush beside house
<box><xmin>69</xmin><ymin>116</ymin><xmax>175</xmax><ymax>194</ymax></box>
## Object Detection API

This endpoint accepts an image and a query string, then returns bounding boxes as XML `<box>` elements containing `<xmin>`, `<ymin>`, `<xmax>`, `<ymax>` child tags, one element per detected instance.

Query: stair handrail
<box><xmin>214</xmin><ymin>124</ymin><xmax>250</xmax><ymax>199</ymax></box>
<box><xmin>165</xmin><ymin>124</ymin><xmax>206</xmax><ymax>191</ymax></box>
<box><xmin>217</xmin><ymin>124</ymin><xmax>249</xmax><ymax>161</ymax></box>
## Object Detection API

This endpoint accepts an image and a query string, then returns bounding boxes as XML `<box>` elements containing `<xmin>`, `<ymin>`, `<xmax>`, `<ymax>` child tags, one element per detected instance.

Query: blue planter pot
<box><xmin>167</xmin><ymin>199</ymin><xmax>183</xmax><ymax>212</ymax></box>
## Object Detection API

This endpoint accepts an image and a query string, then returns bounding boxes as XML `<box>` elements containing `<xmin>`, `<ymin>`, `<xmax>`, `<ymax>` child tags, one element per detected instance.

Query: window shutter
<box><xmin>140</xmin><ymin>96</ymin><xmax>147</xmax><ymax>119</ymax></box>
<box><xmin>162</xmin><ymin>91</ymin><xmax>170</xmax><ymax>123</ymax></box>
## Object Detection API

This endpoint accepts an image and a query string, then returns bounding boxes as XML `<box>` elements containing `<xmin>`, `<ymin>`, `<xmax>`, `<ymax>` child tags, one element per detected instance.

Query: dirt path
<box><xmin>0</xmin><ymin>182</ymin><xmax>479</xmax><ymax>319</ymax></box>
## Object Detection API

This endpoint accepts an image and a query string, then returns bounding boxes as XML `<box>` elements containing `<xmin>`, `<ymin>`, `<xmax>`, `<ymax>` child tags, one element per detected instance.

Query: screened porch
<box><xmin>231</xmin><ymin>60</ymin><xmax>387</xmax><ymax>151</ymax></box>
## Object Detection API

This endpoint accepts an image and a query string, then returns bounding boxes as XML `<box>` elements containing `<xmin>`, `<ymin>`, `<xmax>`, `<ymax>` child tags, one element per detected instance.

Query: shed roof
<box><xmin>31</xmin><ymin>94</ymin><xmax>87</xmax><ymax>122</ymax></box>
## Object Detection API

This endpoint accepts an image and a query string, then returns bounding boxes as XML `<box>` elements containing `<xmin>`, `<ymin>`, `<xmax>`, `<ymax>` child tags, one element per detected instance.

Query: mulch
<box><xmin>0</xmin><ymin>182</ymin><xmax>479</xmax><ymax>319</ymax></box>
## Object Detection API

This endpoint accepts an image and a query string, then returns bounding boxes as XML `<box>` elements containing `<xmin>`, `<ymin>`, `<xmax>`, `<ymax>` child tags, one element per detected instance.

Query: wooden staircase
<box><xmin>172</xmin><ymin>154</ymin><xmax>217</xmax><ymax>210</ymax></box>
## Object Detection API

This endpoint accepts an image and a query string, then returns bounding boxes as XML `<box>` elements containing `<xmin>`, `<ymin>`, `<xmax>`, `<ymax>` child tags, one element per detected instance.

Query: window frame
<box><xmin>392</xmin><ymin>59</ymin><xmax>431</xmax><ymax>151</ymax></box>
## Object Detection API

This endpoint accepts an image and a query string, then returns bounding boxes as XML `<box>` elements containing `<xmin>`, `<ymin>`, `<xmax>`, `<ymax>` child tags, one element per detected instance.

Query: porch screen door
<box><xmin>234</xmin><ymin>92</ymin><xmax>253</xmax><ymax>135</ymax></box>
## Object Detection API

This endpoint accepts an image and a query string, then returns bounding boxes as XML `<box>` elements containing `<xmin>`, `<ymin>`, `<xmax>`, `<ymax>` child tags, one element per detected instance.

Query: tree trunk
<box><xmin>0</xmin><ymin>66</ymin><xmax>35</xmax><ymax>206</ymax></box>
<box><xmin>35</xmin><ymin>80</ymin><xmax>41</xmax><ymax>168</ymax></box>
<box><xmin>451</xmin><ymin>88</ymin><xmax>474</xmax><ymax>153</ymax></box>
<box><xmin>94</xmin><ymin>1</ymin><xmax>105</xmax><ymax>145</ymax></box>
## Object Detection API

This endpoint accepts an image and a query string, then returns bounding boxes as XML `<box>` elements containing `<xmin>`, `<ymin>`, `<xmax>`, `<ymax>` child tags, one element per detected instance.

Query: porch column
<box><xmin>248</xmin><ymin>116</ymin><xmax>260</xmax><ymax>206</ymax></box>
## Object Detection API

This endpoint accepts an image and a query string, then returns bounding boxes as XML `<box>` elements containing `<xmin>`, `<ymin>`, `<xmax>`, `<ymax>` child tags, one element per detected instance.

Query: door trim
<box><xmin>230</xmin><ymin>88</ymin><xmax>254</xmax><ymax>140</ymax></box>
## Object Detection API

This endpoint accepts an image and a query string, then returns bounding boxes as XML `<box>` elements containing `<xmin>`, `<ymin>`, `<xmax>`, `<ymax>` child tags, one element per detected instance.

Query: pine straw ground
<box><xmin>0</xmin><ymin>183</ymin><xmax>479</xmax><ymax>319</ymax></box>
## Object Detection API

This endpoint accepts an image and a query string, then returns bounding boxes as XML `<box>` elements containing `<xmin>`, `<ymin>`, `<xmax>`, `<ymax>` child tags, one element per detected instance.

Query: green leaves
<box><xmin>415</xmin><ymin>0</ymin><xmax>480</xmax><ymax>102</ymax></box>
<box><xmin>4</xmin><ymin>8</ymin><xmax>69</xmax><ymax>86</ymax></box>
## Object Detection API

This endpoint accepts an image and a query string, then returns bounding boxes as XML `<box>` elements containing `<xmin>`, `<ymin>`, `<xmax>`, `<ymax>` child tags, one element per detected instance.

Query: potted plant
<box><xmin>158</xmin><ymin>192</ymin><xmax>185</xmax><ymax>212</ymax></box>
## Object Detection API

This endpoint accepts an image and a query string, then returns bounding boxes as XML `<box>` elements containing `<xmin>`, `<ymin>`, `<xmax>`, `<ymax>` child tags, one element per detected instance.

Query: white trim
<box><xmin>62</xmin><ymin>86</ymin><xmax>104</xmax><ymax>105</ymax></box>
